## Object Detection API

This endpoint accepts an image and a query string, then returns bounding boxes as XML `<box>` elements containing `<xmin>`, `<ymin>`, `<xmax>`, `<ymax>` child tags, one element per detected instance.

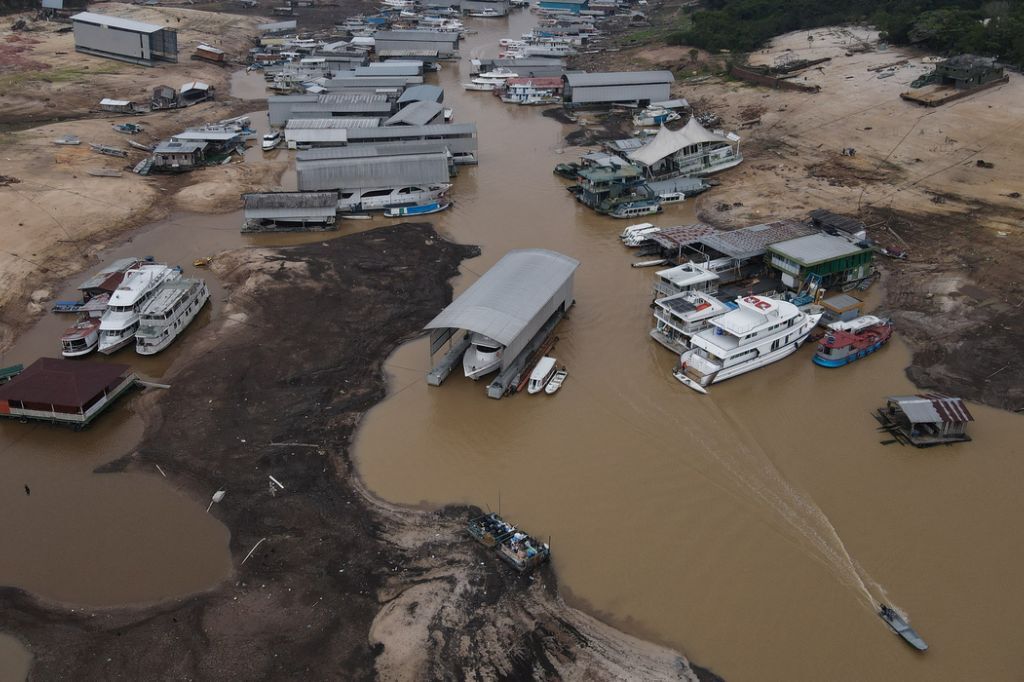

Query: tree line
<box><xmin>668</xmin><ymin>0</ymin><xmax>1024</xmax><ymax>67</ymax></box>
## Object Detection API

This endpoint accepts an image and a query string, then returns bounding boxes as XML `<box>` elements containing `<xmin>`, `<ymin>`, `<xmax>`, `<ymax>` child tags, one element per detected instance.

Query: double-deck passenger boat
<box><xmin>135</xmin><ymin>278</ymin><xmax>210</xmax><ymax>355</ymax></box>
<box><xmin>98</xmin><ymin>264</ymin><xmax>182</xmax><ymax>354</ymax></box>
<box><xmin>813</xmin><ymin>315</ymin><xmax>892</xmax><ymax>367</ymax></box>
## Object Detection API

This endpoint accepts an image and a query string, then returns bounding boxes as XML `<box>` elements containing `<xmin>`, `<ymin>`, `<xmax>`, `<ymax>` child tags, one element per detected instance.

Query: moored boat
<box><xmin>463</xmin><ymin>332</ymin><xmax>504</xmax><ymax>380</ymax></box>
<box><xmin>608</xmin><ymin>200</ymin><xmax>662</xmax><ymax>219</ymax></box>
<box><xmin>98</xmin><ymin>263</ymin><xmax>181</xmax><ymax>354</ymax></box>
<box><xmin>544</xmin><ymin>368</ymin><xmax>567</xmax><ymax>394</ymax></box>
<box><xmin>135</xmin><ymin>278</ymin><xmax>210</xmax><ymax>355</ymax></box>
<box><xmin>813</xmin><ymin>315</ymin><xmax>892</xmax><ymax>367</ymax></box>
<box><xmin>262</xmin><ymin>131</ymin><xmax>281</xmax><ymax>151</ymax></box>
<box><xmin>674</xmin><ymin>295</ymin><xmax>822</xmax><ymax>393</ymax></box>
<box><xmin>879</xmin><ymin>604</ymin><xmax>928</xmax><ymax>652</ymax></box>
<box><xmin>383</xmin><ymin>200</ymin><xmax>451</xmax><ymax>218</ymax></box>
<box><xmin>527</xmin><ymin>356</ymin><xmax>557</xmax><ymax>394</ymax></box>
<box><xmin>467</xmin><ymin>513</ymin><xmax>550</xmax><ymax>573</ymax></box>
<box><xmin>60</xmin><ymin>317</ymin><xmax>102</xmax><ymax>357</ymax></box>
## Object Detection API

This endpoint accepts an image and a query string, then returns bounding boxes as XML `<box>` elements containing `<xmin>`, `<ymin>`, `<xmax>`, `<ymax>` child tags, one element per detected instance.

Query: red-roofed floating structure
<box><xmin>0</xmin><ymin>358</ymin><xmax>137</xmax><ymax>427</ymax></box>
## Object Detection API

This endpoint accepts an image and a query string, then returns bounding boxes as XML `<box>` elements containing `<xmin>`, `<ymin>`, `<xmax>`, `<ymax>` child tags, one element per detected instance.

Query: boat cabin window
<box><xmin>475</xmin><ymin>344</ymin><xmax>500</xmax><ymax>353</ymax></box>
<box><xmin>362</xmin><ymin>189</ymin><xmax>392</xmax><ymax>198</ymax></box>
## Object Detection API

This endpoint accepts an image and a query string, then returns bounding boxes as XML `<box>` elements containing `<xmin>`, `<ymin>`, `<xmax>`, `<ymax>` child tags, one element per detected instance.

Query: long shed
<box><xmin>72</xmin><ymin>11</ymin><xmax>177</xmax><ymax>66</ymax></box>
<box><xmin>242</xmin><ymin>191</ymin><xmax>339</xmax><ymax>232</ymax></box>
<box><xmin>562</xmin><ymin>71</ymin><xmax>674</xmax><ymax>107</ymax></box>
<box><xmin>296</xmin><ymin>153</ymin><xmax>451</xmax><ymax>191</ymax></box>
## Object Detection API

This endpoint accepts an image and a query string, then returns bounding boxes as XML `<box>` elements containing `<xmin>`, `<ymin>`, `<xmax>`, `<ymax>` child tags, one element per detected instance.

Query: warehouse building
<box><xmin>384</xmin><ymin>100</ymin><xmax>444</xmax><ymax>126</ymax></box>
<box><xmin>397</xmin><ymin>84</ymin><xmax>444</xmax><ymax>106</ymax></box>
<box><xmin>241</xmin><ymin>191</ymin><xmax>339</xmax><ymax>233</ymax></box>
<box><xmin>284</xmin><ymin>118</ymin><xmax>381</xmax><ymax>148</ymax></box>
<box><xmin>322</xmin><ymin>75</ymin><xmax>423</xmax><ymax>91</ymax></box>
<box><xmin>268</xmin><ymin>93</ymin><xmax>394</xmax><ymax>126</ymax></box>
<box><xmin>345</xmin><ymin>123</ymin><xmax>478</xmax><ymax>163</ymax></box>
<box><xmin>296</xmin><ymin>153</ymin><xmax>451</xmax><ymax>192</ymax></box>
<box><xmin>424</xmin><ymin>249</ymin><xmax>580</xmax><ymax>398</ymax></box>
<box><xmin>562</xmin><ymin>71</ymin><xmax>674</xmax><ymax>108</ymax></box>
<box><xmin>71</xmin><ymin>11</ymin><xmax>178</xmax><ymax>66</ymax></box>
<box><xmin>297</xmin><ymin>140</ymin><xmax>458</xmax><ymax>174</ymax></box>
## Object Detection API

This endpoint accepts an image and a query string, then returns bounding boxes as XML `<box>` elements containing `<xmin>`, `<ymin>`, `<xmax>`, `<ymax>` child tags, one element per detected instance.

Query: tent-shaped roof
<box><xmin>628</xmin><ymin>118</ymin><xmax>731</xmax><ymax>167</ymax></box>
<box><xmin>424</xmin><ymin>249</ymin><xmax>579</xmax><ymax>346</ymax></box>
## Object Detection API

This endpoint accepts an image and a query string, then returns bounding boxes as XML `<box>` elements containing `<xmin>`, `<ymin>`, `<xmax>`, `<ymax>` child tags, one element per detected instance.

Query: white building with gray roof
<box><xmin>562</xmin><ymin>71</ymin><xmax>674</xmax><ymax>107</ymax></box>
<box><xmin>71</xmin><ymin>11</ymin><xmax>178</xmax><ymax>66</ymax></box>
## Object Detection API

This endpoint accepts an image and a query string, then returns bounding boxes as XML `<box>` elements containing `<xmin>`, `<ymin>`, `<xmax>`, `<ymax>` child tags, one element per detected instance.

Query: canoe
<box><xmin>383</xmin><ymin>201</ymin><xmax>451</xmax><ymax>218</ymax></box>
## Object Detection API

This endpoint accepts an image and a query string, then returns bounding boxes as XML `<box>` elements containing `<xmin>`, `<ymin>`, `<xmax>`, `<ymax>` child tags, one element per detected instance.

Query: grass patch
<box><xmin>0</xmin><ymin>63</ymin><xmax>124</xmax><ymax>90</ymax></box>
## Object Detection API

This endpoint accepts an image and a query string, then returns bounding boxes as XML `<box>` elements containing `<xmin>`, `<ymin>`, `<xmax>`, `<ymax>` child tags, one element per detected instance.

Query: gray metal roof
<box><xmin>887</xmin><ymin>394</ymin><xmax>974</xmax><ymax>424</ymax></box>
<box><xmin>296</xmin><ymin>140</ymin><xmax>454</xmax><ymax>161</ymax></box>
<box><xmin>375</xmin><ymin>30</ymin><xmax>460</xmax><ymax>45</ymax></box>
<box><xmin>397</xmin><ymin>84</ymin><xmax>444</xmax><ymax>104</ymax></box>
<box><xmin>377</xmin><ymin>49</ymin><xmax>440</xmax><ymax>58</ymax></box>
<box><xmin>564</xmin><ymin>70</ymin><xmax>675</xmax><ymax>87</ymax></box>
<box><xmin>698</xmin><ymin>219</ymin><xmax>816</xmax><ymax>260</ymax></box>
<box><xmin>259</xmin><ymin>19</ymin><xmax>296</xmax><ymax>32</ymax></box>
<box><xmin>424</xmin><ymin>249</ymin><xmax>580</xmax><ymax>347</ymax></box>
<box><xmin>297</xmin><ymin>153</ymin><xmax>451</xmax><ymax>191</ymax></box>
<box><xmin>154</xmin><ymin>140</ymin><xmax>206</xmax><ymax>154</ymax></box>
<box><xmin>767</xmin><ymin>233</ymin><xmax>867</xmax><ymax>265</ymax></box>
<box><xmin>71</xmin><ymin>11</ymin><xmax>164</xmax><ymax>34</ymax></box>
<box><xmin>821</xmin><ymin>293</ymin><xmax>861</xmax><ymax>311</ymax></box>
<box><xmin>345</xmin><ymin>122</ymin><xmax>476</xmax><ymax>142</ymax></box>
<box><xmin>324</xmin><ymin>76</ymin><xmax>423</xmax><ymax>89</ymax></box>
<box><xmin>291</xmin><ymin>101</ymin><xmax>394</xmax><ymax>115</ymax></box>
<box><xmin>243</xmin><ymin>192</ymin><xmax>338</xmax><ymax>219</ymax></box>
<box><xmin>354</xmin><ymin>63</ymin><xmax>422</xmax><ymax>77</ymax></box>
<box><xmin>385</xmin><ymin>100</ymin><xmax>443</xmax><ymax>126</ymax></box>
<box><xmin>285</xmin><ymin>117</ymin><xmax>380</xmax><ymax>129</ymax></box>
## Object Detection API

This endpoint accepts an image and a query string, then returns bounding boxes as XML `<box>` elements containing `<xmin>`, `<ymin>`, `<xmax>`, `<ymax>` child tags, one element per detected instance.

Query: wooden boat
<box><xmin>813</xmin><ymin>316</ymin><xmax>892</xmax><ymax>367</ymax></box>
<box><xmin>879</xmin><ymin>604</ymin><xmax>927</xmax><ymax>651</ymax></box>
<box><xmin>383</xmin><ymin>200</ymin><xmax>451</xmax><ymax>218</ymax></box>
<box><xmin>53</xmin><ymin>135</ymin><xmax>81</xmax><ymax>145</ymax></box>
<box><xmin>544</xmin><ymin>368</ymin><xmax>567</xmax><ymax>394</ymax></box>
<box><xmin>90</xmin><ymin>143</ymin><xmax>128</xmax><ymax>158</ymax></box>
<box><xmin>87</xmin><ymin>169</ymin><xmax>122</xmax><ymax>177</ymax></box>
<box><xmin>113</xmin><ymin>123</ymin><xmax>144</xmax><ymax>134</ymax></box>
<box><xmin>467</xmin><ymin>513</ymin><xmax>550</xmax><ymax>573</ymax></box>
<box><xmin>128</xmin><ymin>139</ymin><xmax>154</xmax><ymax>152</ymax></box>
<box><xmin>61</xmin><ymin>317</ymin><xmax>101</xmax><ymax>357</ymax></box>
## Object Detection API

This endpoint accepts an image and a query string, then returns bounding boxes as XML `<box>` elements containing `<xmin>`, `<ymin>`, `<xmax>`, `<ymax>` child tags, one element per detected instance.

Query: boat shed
<box><xmin>876</xmin><ymin>394</ymin><xmax>974</xmax><ymax>447</ymax></box>
<box><xmin>296</xmin><ymin>153</ymin><xmax>451</xmax><ymax>192</ymax></box>
<box><xmin>297</xmin><ymin>140</ymin><xmax>457</xmax><ymax>173</ymax></box>
<box><xmin>269</xmin><ymin>93</ymin><xmax>394</xmax><ymax>126</ymax></box>
<box><xmin>562</xmin><ymin>71</ymin><xmax>674</xmax><ymax>107</ymax></box>
<box><xmin>71</xmin><ymin>11</ymin><xmax>177</xmax><ymax>66</ymax></box>
<box><xmin>180</xmin><ymin>81</ymin><xmax>214</xmax><ymax>104</ymax></box>
<box><xmin>373</xmin><ymin>30</ymin><xmax>460</xmax><ymax>58</ymax></box>
<box><xmin>322</xmin><ymin>75</ymin><xmax>423</xmax><ymax>91</ymax></box>
<box><xmin>384</xmin><ymin>100</ymin><xmax>444</xmax><ymax>126</ymax></box>
<box><xmin>766</xmin><ymin>232</ymin><xmax>874</xmax><ymax>289</ymax></box>
<box><xmin>424</xmin><ymin>249</ymin><xmax>579</xmax><ymax>398</ymax></box>
<box><xmin>352</xmin><ymin>62</ymin><xmax>423</xmax><ymax>78</ymax></box>
<box><xmin>397</xmin><ymin>84</ymin><xmax>444</xmax><ymax>106</ymax></box>
<box><xmin>345</xmin><ymin>123</ymin><xmax>478</xmax><ymax>163</ymax></box>
<box><xmin>695</xmin><ymin>219</ymin><xmax>816</xmax><ymax>261</ymax></box>
<box><xmin>99</xmin><ymin>98</ymin><xmax>137</xmax><ymax>114</ymax></box>
<box><xmin>0</xmin><ymin>358</ymin><xmax>136</xmax><ymax>427</ymax></box>
<box><xmin>472</xmin><ymin>57</ymin><xmax>565</xmax><ymax>78</ymax></box>
<box><xmin>241</xmin><ymin>191</ymin><xmax>339</xmax><ymax>232</ymax></box>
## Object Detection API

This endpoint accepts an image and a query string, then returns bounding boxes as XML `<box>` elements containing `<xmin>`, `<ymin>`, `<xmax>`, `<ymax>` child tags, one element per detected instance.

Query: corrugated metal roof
<box><xmin>284</xmin><ymin>128</ymin><xmax>349</xmax><ymax>143</ymax></box>
<box><xmin>767</xmin><ymin>233</ymin><xmax>866</xmax><ymax>266</ymax></box>
<box><xmin>698</xmin><ymin>219</ymin><xmax>816</xmax><ymax>260</ymax></box>
<box><xmin>71</xmin><ymin>11</ymin><xmax>164</xmax><ymax>34</ymax></box>
<box><xmin>346</xmin><ymin>122</ymin><xmax>476</xmax><ymax>141</ymax></box>
<box><xmin>0</xmin><ymin>357</ymin><xmax>132</xmax><ymax>407</ymax></box>
<box><xmin>297</xmin><ymin>153</ymin><xmax>451</xmax><ymax>190</ymax></box>
<box><xmin>375</xmin><ymin>30</ymin><xmax>460</xmax><ymax>45</ymax></box>
<box><xmin>354</xmin><ymin>63</ymin><xmax>422</xmax><ymax>77</ymax></box>
<box><xmin>324</xmin><ymin>76</ymin><xmax>423</xmax><ymax>89</ymax></box>
<box><xmin>296</xmin><ymin>140</ymin><xmax>454</xmax><ymax>161</ymax></box>
<box><xmin>243</xmin><ymin>191</ymin><xmax>338</xmax><ymax>210</ymax></box>
<box><xmin>564</xmin><ymin>70</ymin><xmax>674</xmax><ymax>87</ymax></box>
<box><xmin>291</xmin><ymin>101</ymin><xmax>394</xmax><ymax>115</ymax></box>
<box><xmin>424</xmin><ymin>249</ymin><xmax>580</xmax><ymax>346</ymax></box>
<box><xmin>173</xmin><ymin>128</ymin><xmax>238</xmax><ymax>142</ymax></box>
<box><xmin>285</xmin><ymin>118</ymin><xmax>380</xmax><ymax>129</ymax></box>
<box><xmin>648</xmin><ymin>224</ymin><xmax>718</xmax><ymax>250</ymax></box>
<box><xmin>397</xmin><ymin>84</ymin><xmax>444</xmax><ymax>104</ymax></box>
<box><xmin>384</xmin><ymin>100</ymin><xmax>443</xmax><ymax>126</ymax></box>
<box><xmin>377</xmin><ymin>49</ymin><xmax>440</xmax><ymax>58</ymax></box>
<box><xmin>888</xmin><ymin>394</ymin><xmax>974</xmax><ymax>424</ymax></box>
<box><xmin>154</xmin><ymin>140</ymin><xmax>207</xmax><ymax>153</ymax></box>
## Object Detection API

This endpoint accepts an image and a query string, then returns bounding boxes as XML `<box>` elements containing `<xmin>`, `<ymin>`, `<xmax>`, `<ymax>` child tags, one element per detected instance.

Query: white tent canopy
<box><xmin>627</xmin><ymin>118</ymin><xmax>733</xmax><ymax>167</ymax></box>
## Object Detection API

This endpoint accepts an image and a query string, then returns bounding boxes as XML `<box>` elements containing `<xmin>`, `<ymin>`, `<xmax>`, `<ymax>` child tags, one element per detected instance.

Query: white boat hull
<box><xmin>98</xmin><ymin>331</ymin><xmax>137</xmax><ymax>355</ymax></box>
<box><xmin>463</xmin><ymin>348</ymin><xmax>502</xmax><ymax>380</ymax></box>
<box><xmin>135</xmin><ymin>284</ymin><xmax>210</xmax><ymax>355</ymax></box>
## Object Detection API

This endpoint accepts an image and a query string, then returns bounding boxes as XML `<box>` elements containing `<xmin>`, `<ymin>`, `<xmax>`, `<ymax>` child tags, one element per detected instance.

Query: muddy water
<box><xmin>354</xmin><ymin>12</ymin><xmax>1024</xmax><ymax>682</ymax></box>
<box><xmin>0</xmin><ymin>634</ymin><xmax>30</xmax><ymax>682</ymax></box>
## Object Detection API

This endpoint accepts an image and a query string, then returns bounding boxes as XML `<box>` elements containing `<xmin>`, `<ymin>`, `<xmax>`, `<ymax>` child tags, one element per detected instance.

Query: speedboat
<box><xmin>262</xmin><ymin>131</ymin><xmax>281</xmax><ymax>151</ymax></box>
<box><xmin>633</xmin><ymin>106</ymin><xmax>681</xmax><ymax>127</ymax></box>
<box><xmin>544</xmin><ymin>368</ymin><xmax>567</xmax><ymax>394</ymax></box>
<box><xmin>813</xmin><ymin>315</ymin><xmax>892</xmax><ymax>367</ymax></box>
<box><xmin>674</xmin><ymin>296</ymin><xmax>822</xmax><ymax>393</ymax></box>
<box><xmin>879</xmin><ymin>604</ymin><xmax>928</xmax><ymax>651</ymax></box>
<box><xmin>383</xmin><ymin>200</ymin><xmax>451</xmax><ymax>218</ymax></box>
<box><xmin>463</xmin><ymin>333</ymin><xmax>504</xmax><ymax>380</ymax></box>
<box><xmin>527</xmin><ymin>356</ymin><xmax>557</xmax><ymax>394</ymax></box>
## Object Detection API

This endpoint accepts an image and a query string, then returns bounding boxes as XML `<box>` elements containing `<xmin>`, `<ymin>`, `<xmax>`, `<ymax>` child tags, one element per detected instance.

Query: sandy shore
<box><xmin>0</xmin><ymin>225</ymin><xmax>720</xmax><ymax>680</ymax></box>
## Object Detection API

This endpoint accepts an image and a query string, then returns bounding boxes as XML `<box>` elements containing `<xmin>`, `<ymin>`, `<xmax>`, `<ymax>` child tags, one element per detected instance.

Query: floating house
<box><xmin>0</xmin><ymin>358</ymin><xmax>136</xmax><ymax>427</ymax></box>
<box><xmin>71</xmin><ymin>12</ymin><xmax>177</xmax><ymax>66</ymax></box>
<box><xmin>345</xmin><ymin>123</ymin><xmax>478</xmax><ymax>164</ymax></box>
<box><xmin>99</xmin><ymin>98</ymin><xmax>137</xmax><ymax>114</ymax></box>
<box><xmin>284</xmin><ymin>118</ymin><xmax>382</xmax><ymax>148</ymax></box>
<box><xmin>462</xmin><ymin>0</ymin><xmax>510</xmax><ymax>15</ymax></box>
<box><xmin>819</xmin><ymin>293</ymin><xmax>863</xmax><ymax>324</ymax></box>
<box><xmin>626</xmin><ymin>118</ymin><xmax>742</xmax><ymax>178</ymax></box>
<box><xmin>152</xmin><ymin>140</ymin><xmax>207</xmax><ymax>172</ymax></box>
<box><xmin>374</xmin><ymin>31</ymin><xmax>460</xmax><ymax>59</ymax></box>
<box><xmin>194</xmin><ymin>44</ymin><xmax>226</xmax><ymax>63</ymax></box>
<box><xmin>876</xmin><ymin>394</ymin><xmax>974</xmax><ymax>447</ymax></box>
<box><xmin>562</xmin><ymin>71</ymin><xmax>674</xmax><ymax>108</ymax></box>
<box><xmin>425</xmin><ymin>249</ymin><xmax>579</xmax><ymax>398</ymax></box>
<box><xmin>180</xmin><ymin>81</ymin><xmax>214</xmax><ymax>104</ymax></box>
<box><xmin>171</xmin><ymin>126</ymin><xmax>240</xmax><ymax>154</ymax></box>
<box><xmin>296</xmin><ymin>152</ymin><xmax>451</xmax><ymax>196</ymax></box>
<box><xmin>77</xmin><ymin>257</ymin><xmax>142</xmax><ymax>300</ymax></box>
<box><xmin>151</xmin><ymin>85</ymin><xmax>178</xmax><ymax>110</ymax></box>
<box><xmin>569</xmin><ymin>164</ymin><xmax>653</xmax><ymax>213</ymax></box>
<box><xmin>916</xmin><ymin>54</ymin><xmax>1006</xmax><ymax>90</ymax></box>
<box><xmin>500</xmin><ymin>77</ymin><xmax>563</xmax><ymax>104</ymax></box>
<box><xmin>242</xmin><ymin>191</ymin><xmax>339</xmax><ymax>232</ymax></box>
<box><xmin>766</xmin><ymin>232</ymin><xmax>874</xmax><ymax>289</ymax></box>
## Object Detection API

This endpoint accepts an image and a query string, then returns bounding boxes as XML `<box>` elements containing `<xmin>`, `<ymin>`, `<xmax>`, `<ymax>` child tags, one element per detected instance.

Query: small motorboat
<box><xmin>113</xmin><ymin>123</ymin><xmax>144</xmax><ymax>134</ymax></box>
<box><xmin>879</xmin><ymin>604</ymin><xmax>928</xmax><ymax>652</ymax></box>
<box><xmin>813</xmin><ymin>316</ymin><xmax>892</xmax><ymax>367</ymax></box>
<box><xmin>53</xmin><ymin>134</ymin><xmax>81</xmax><ymax>146</ymax></box>
<box><xmin>527</xmin><ymin>356</ymin><xmax>557</xmax><ymax>394</ymax></box>
<box><xmin>383</xmin><ymin>200</ymin><xmax>451</xmax><ymax>218</ymax></box>
<box><xmin>544</xmin><ymin>368</ymin><xmax>567</xmax><ymax>394</ymax></box>
<box><xmin>262</xmin><ymin>131</ymin><xmax>281</xmax><ymax>151</ymax></box>
<box><xmin>658</xmin><ymin>191</ymin><xmax>686</xmax><ymax>204</ymax></box>
<box><xmin>61</xmin><ymin>317</ymin><xmax>102</xmax><ymax>357</ymax></box>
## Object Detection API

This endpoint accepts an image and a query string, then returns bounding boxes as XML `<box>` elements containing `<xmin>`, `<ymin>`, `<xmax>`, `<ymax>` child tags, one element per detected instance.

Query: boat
<box><xmin>339</xmin><ymin>183</ymin><xmax>451</xmax><ymax>212</ymax></box>
<box><xmin>544</xmin><ymin>368</ymin><xmax>567</xmax><ymax>394</ymax></box>
<box><xmin>651</xmin><ymin>290</ymin><xmax>731</xmax><ymax>354</ymax></box>
<box><xmin>813</xmin><ymin>315</ymin><xmax>892</xmax><ymax>367</ymax></box>
<box><xmin>608</xmin><ymin>200</ymin><xmax>662</xmax><ymax>219</ymax></box>
<box><xmin>477</xmin><ymin>68</ymin><xmax>518</xmax><ymax>80</ymax></box>
<box><xmin>633</xmin><ymin>106</ymin><xmax>681</xmax><ymax>127</ymax></box>
<box><xmin>622</xmin><ymin>224</ymin><xmax>661</xmax><ymax>247</ymax></box>
<box><xmin>97</xmin><ymin>263</ymin><xmax>181</xmax><ymax>354</ymax></box>
<box><xmin>467</xmin><ymin>513</ymin><xmax>550</xmax><ymax>573</ymax></box>
<box><xmin>527</xmin><ymin>356</ymin><xmax>557</xmax><ymax>394</ymax></box>
<box><xmin>383</xmin><ymin>200</ymin><xmax>451</xmax><ymax>218</ymax></box>
<box><xmin>53</xmin><ymin>135</ymin><xmax>81</xmax><ymax>145</ymax></box>
<box><xmin>87</xmin><ymin>169</ymin><xmax>122</xmax><ymax>177</ymax></box>
<box><xmin>340</xmin><ymin>214</ymin><xmax>372</xmax><ymax>220</ymax></box>
<box><xmin>112</xmin><ymin>123</ymin><xmax>144</xmax><ymax>134</ymax></box>
<box><xmin>89</xmin><ymin>143</ymin><xmax>128</xmax><ymax>158</ymax></box>
<box><xmin>128</xmin><ymin>139</ymin><xmax>154</xmax><ymax>152</ymax></box>
<box><xmin>262</xmin><ymin>131</ymin><xmax>282</xmax><ymax>151</ymax></box>
<box><xmin>619</xmin><ymin>221</ymin><xmax>657</xmax><ymax>240</ymax></box>
<box><xmin>879</xmin><ymin>604</ymin><xmax>928</xmax><ymax>652</ymax></box>
<box><xmin>0</xmin><ymin>363</ymin><xmax>23</xmax><ymax>384</ymax></box>
<box><xmin>658</xmin><ymin>191</ymin><xmax>686</xmax><ymax>204</ymax></box>
<box><xmin>674</xmin><ymin>295</ymin><xmax>822</xmax><ymax>393</ymax></box>
<box><xmin>466</xmin><ymin>7</ymin><xmax>500</xmax><ymax>16</ymax></box>
<box><xmin>135</xmin><ymin>277</ymin><xmax>210</xmax><ymax>355</ymax></box>
<box><xmin>60</xmin><ymin>317</ymin><xmax>102</xmax><ymax>357</ymax></box>
<box><xmin>463</xmin><ymin>332</ymin><xmax>504</xmax><ymax>380</ymax></box>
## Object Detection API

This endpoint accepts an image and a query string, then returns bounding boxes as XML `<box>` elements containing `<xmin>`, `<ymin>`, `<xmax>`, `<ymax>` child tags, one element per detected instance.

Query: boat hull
<box><xmin>136</xmin><ymin>285</ymin><xmax>210</xmax><ymax>355</ymax></box>
<box><xmin>98</xmin><ymin>333</ymin><xmax>136</xmax><ymax>355</ymax></box>
<box><xmin>813</xmin><ymin>338</ymin><xmax>888</xmax><ymax>367</ymax></box>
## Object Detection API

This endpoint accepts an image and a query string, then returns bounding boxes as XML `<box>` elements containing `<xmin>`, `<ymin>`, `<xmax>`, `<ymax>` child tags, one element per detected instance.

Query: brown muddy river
<box><xmin>1</xmin><ymin>11</ymin><xmax>1022</xmax><ymax>681</ymax></box>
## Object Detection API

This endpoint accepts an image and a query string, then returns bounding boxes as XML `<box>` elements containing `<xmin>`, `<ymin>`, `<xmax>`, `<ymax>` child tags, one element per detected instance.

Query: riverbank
<box><xmin>565</xmin><ymin>19</ymin><xmax>1024</xmax><ymax>410</ymax></box>
<box><xmin>0</xmin><ymin>224</ymin><xmax>715</xmax><ymax>680</ymax></box>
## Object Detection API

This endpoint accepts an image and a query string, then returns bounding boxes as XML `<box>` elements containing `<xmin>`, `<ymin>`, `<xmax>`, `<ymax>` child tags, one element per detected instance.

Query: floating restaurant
<box><xmin>0</xmin><ymin>358</ymin><xmax>136</xmax><ymax>427</ymax></box>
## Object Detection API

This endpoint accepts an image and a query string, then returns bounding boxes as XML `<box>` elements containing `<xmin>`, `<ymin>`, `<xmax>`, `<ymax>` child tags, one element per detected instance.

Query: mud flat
<box><xmin>0</xmin><ymin>224</ymin><xmax>714</xmax><ymax>680</ymax></box>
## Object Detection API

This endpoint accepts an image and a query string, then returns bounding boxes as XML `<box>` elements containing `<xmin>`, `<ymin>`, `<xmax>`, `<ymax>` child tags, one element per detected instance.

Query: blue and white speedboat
<box><xmin>383</xmin><ymin>200</ymin><xmax>452</xmax><ymax>218</ymax></box>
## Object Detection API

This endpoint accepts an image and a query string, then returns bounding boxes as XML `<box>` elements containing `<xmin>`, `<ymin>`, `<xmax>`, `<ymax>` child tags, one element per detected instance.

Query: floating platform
<box><xmin>467</xmin><ymin>513</ymin><xmax>550</xmax><ymax>573</ymax></box>
<box><xmin>900</xmin><ymin>76</ymin><xmax>1009</xmax><ymax>107</ymax></box>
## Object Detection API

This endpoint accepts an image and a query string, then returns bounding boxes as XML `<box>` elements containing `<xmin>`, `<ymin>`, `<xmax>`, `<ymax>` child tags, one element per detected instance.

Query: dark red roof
<box><xmin>0</xmin><ymin>358</ymin><xmax>132</xmax><ymax>406</ymax></box>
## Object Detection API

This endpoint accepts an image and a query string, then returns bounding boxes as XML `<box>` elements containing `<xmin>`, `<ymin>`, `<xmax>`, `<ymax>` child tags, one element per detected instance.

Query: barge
<box><xmin>467</xmin><ymin>513</ymin><xmax>550</xmax><ymax>573</ymax></box>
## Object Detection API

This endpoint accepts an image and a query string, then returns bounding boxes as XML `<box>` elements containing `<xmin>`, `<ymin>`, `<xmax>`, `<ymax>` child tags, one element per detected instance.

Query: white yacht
<box><xmin>527</xmin><ymin>356</ymin><xmax>557</xmax><ymax>394</ymax></box>
<box><xmin>463</xmin><ymin>333</ymin><xmax>504</xmax><ymax>380</ymax></box>
<box><xmin>135</xmin><ymin>278</ymin><xmax>210</xmax><ymax>355</ymax></box>
<box><xmin>338</xmin><ymin>184</ymin><xmax>451</xmax><ymax>212</ymax></box>
<box><xmin>674</xmin><ymin>295</ymin><xmax>822</xmax><ymax>393</ymax></box>
<box><xmin>98</xmin><ymin>264</ymin><xmax>181</xmax><ymax>354</ymax></box>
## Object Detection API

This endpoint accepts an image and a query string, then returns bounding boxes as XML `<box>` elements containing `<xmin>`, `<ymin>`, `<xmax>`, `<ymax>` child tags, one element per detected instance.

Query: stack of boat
<box><xmin>59</xmin><ymin>261</ymin><xmax>210</xmax><ymax>357</ymax></box>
